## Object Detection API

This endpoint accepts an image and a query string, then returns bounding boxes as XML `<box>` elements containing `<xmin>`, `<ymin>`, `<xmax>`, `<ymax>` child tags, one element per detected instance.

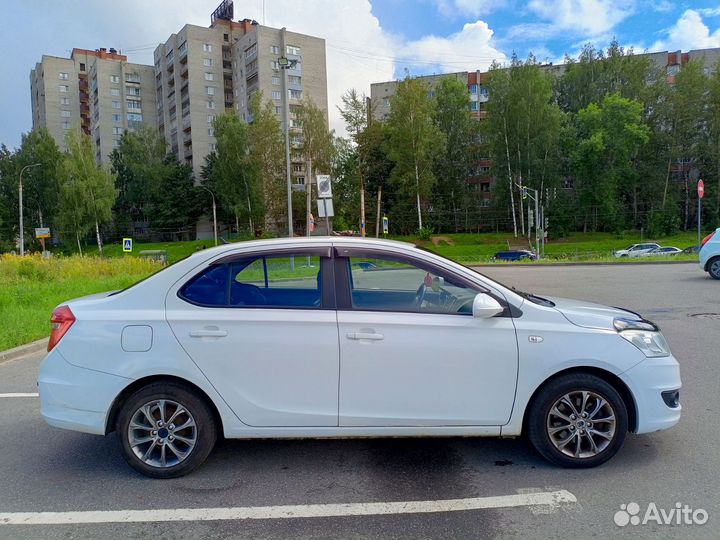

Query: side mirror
<box><xmin>472</xmin><ymin>293</ymin><xmax>504</xmax><ymax>319</ymax></box>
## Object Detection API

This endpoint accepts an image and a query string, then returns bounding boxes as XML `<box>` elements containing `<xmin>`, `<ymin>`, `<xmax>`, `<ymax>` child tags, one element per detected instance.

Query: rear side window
<box><xmin>178</xmin><ymin>253</ymin><xmax>324</xmax><ymax>308</ymax></box>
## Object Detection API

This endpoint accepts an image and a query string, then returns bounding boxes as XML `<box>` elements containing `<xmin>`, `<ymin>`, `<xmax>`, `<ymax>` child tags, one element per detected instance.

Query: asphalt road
<box><xmin>0</xmin><ymin>262</ymin><xmax>718</xmax><ymax>539</ymax></box>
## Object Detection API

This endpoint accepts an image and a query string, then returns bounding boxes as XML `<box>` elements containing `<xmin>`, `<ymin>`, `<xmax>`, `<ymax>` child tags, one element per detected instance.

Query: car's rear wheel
<box><xmin>708</xmin><ymin>257</ymin><xmax>720</xmax><ymax>280</ymax></box>
<box><xmin>527</xmin><ymin>374</ymin><xmax>628</xmax><ymax>468</ymax></box>
<box><xmin>117</xmin><ymin>382</ymin><xmax>217</xmax><ymax>478</ymax></box>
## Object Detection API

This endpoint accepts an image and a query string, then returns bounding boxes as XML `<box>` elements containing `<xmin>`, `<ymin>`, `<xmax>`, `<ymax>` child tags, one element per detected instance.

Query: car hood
<box><xmin>545</xmin><ymin>296</ymin><xmax>638</xmax><ymax>330</ymax></box>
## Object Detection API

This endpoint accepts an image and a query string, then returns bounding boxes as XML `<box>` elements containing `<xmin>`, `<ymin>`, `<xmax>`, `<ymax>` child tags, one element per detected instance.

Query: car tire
<box><xmin>116</xmin><ymin>382</ymin><xmax>218</xmax><ymax>479</ymax></box>
<box><xmin>527</xmin><ymin>373</ymin><xmax>628</xmax><ymax>468</ymax></box>
<box><xmin>708</xmin><ymin>257</ymin><xmax>720</xmax><ymax>280</ymax></box>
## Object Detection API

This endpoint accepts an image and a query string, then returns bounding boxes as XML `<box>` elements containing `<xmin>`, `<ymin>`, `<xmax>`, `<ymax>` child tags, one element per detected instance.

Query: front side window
<box><xmin>345</xmin><ymin>254</ymin><xmax>480</xmax><ymax>315</ymax></box>
<box><xmin>179</xmin><ymin>253</ymin><xmax>324</xmax><ymax>308</ymax></box>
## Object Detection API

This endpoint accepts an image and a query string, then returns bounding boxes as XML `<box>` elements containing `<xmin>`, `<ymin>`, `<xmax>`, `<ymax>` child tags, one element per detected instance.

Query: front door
<box><xmin>166</xmin><ymin>248</ymin><xmax>339</xmax><ymax>427</ymax></box>
<box><xmin>335</xmin><ymin>249</ymin><xmax>518</xmax><ymax>427</ymax></box>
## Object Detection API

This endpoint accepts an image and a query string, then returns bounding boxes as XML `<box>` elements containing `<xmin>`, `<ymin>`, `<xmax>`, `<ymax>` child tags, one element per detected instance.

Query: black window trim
<box><xmin>332</xmin><ymin>247</ymin><xmax>520</xmax><ymax>318</ymax></box>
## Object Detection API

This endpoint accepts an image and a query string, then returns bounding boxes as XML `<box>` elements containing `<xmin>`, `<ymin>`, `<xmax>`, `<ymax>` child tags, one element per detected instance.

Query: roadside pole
<box><xmin>698</xmin><ymin>179</ymin><xmax>704</xmax><ymax>247</ymax></box>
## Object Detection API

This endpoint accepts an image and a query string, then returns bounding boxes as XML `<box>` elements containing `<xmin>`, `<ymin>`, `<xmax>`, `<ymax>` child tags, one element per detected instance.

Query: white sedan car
<box><xmin>613</xmin><ymin>243</ymin><xmax>660</xmax><ymax>258</ymax></box>
<box><xmin>39</xmin><ymin>238</ymin><xmax>681</xmax><ymax>478</ymax></box>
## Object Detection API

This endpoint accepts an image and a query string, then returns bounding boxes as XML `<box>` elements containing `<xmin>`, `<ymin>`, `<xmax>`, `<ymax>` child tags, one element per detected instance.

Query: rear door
<box><xmin>166</xmin><ymin>247</ymin><xmax>340</xmax><ymax>427</ymax></box>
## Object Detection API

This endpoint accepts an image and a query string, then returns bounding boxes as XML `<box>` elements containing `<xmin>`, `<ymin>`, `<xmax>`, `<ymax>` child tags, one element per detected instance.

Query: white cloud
<box><xmin>650</xmin><ymin>1</ymin><xmax>674</xmax><ymax>13</ymax></box>
<box><xmin>650</xmin><ymin>9</ymin><xmax>720</xmax><ymax>51</ymax></box>
<box><xmin>399</xmin><ymin>20</ymin><xmax>506</xmax><ymax>73</ymax></box>
<box><xmin>527</xmin><ymin>0</ymin><xmax>635</xmax><ymax>37</ymax></box>
<box><xmin>432</xmin><ymin>0</ymin><xmax>506</xmax><ymax>17</ymax></box>
<box><xmin>698</xmin><ymin>7</ymin><xmax>720</xmax><ymax>17</ymax></box>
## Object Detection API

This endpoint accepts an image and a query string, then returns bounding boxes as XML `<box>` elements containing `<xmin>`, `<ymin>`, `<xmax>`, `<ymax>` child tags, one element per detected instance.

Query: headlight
<box><xmin>614</xmin><ymin>317</ymin><xmax>670</xmax><ymax>357</ymax></box>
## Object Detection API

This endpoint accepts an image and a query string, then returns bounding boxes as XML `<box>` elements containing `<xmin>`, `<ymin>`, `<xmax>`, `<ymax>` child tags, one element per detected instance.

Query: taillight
<box><xmin>48</xmin><ymin>305</ymin><xmax>75</xmax><ymax>352</ymax></box>
<box><xmin>701</xmin><ymin>232</ymin><xmax>715</xmax><ymax>247</ymax></box>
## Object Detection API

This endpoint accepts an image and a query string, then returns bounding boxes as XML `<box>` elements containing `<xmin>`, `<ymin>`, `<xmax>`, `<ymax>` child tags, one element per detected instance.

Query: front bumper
<box><xmin>38</xmin><ymin>349</ymin><xmax>131</xmax><ymax>435</ymax></box>
<box><xmin>620</xmin><ymin>354</ymin><xmax>681</xmax><ymax>434</ymax></box>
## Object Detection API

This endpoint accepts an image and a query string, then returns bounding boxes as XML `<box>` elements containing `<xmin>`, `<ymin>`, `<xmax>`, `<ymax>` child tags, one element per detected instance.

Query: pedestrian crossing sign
<box><xmin>122</xmin><ymin>238</ymin><xmax>133</xmax><ymax>252</ymax></box>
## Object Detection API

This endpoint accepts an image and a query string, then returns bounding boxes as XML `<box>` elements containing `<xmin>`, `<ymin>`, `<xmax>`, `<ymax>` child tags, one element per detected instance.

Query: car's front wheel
<box><xmin>527</xmin><ymin>374</ymin><xmax>628</xmax><ymax>468</ymax></box>
<box><xmin>708</xmin><ymin>257</ymin><xmax>720</xmax><ymax>280</ymax></box>
<box><xmin>117</xmin><ymin>382</ymin><xmax>217</xmax><ymax>478</ymax></box>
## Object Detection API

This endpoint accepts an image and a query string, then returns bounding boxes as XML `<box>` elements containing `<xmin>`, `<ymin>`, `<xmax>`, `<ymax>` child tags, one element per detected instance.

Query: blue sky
<box><xmin>1</xmin><ymin>1</ymin><xmax>719</xmax><ymax>149</ymax></box>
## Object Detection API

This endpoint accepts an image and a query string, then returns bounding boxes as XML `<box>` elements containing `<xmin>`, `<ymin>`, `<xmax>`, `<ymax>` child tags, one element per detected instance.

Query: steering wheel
<box><xmin>414</xmin><ymin>283</ymin><xmax>427</xmax><ymax>308</ymax></box>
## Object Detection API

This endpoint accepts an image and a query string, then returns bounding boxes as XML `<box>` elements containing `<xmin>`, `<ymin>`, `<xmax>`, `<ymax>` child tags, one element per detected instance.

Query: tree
<box><xmin>109</xmin><ymin>126</ymin><xmax>167</xmax><ymax>231</ymax></box>
<box><xmin>385</xmin><ymin>75</ymin><xmax>445</xmax><ymax>230</ymax></box>
<box><xmin>432</xmin><ymin>76</ymin><xmax>479</xmax><ymax>231</ymax></box>
<box><xmin>211</xmin><ymin>112</ymin><xmax>261</xmax><ymax>233</ymax></box>
<box><xmin>58</xmin><ymin>129</ymin><xmax>117</xmax><ymax>254</ymax></box>
<box><xmin>297</xmin><ymin>97</ymin><xmax>334</xmax><ymax>233</ymax></box>
<box><xmin>339</xmin><ymin>89</ymin><xmax>371</xmax><ymax>234</ymax></box>
<box><xmin>571</xmin><ymin>94</ymin><xmax>650</xmax><ymax>231</ymax></box>
<box><xmin>248</xmin><ymin>92</ymin><xmax>286</xmax><ymax>228</ymax></box>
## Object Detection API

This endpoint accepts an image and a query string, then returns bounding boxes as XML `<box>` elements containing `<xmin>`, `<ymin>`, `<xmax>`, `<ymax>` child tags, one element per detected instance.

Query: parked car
<box><xmin>492</xmin><ymin>250</ymin><xmax>536</xmax><ymax>261</ymax></box>
<box><xmin>642</xmin><ymin>247</ymin><xmax>682</xmax><ymax>257</ymax></box>
<box><xmin>39</xmin><ymin>237</ymin><xmax>681</xmax><ymax>478</ymax></box>
<box><xmin>682</xmin><ymin>246</ymin><xmax>700</xmax><ymax>255</ymax></box>
<box><xmin>699</xmin><ymin>228</ymin><xmax>720</xmax><ymax>279</ymax></box>
<box><xmin>613</xmin><ymin>243</ymin><xmax>660</xmax><ymax>258</ymax></box>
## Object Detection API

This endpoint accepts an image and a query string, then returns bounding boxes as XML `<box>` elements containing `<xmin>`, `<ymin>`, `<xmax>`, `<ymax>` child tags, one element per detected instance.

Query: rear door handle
<box><xmin>190</xmin><ymin>329</ymin><xmax>228</xmax><ymax>338</ymax></box>
<box><xmin>346</xmin><ymin>332</ymin><xmax>384</xmax><ymax>341</ymax></box>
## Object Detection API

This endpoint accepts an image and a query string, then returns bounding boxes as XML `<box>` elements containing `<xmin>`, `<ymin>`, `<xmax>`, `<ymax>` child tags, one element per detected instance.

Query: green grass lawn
<box><xmin>0</xmin><ymin>254</ymin><xmax>160</xmax><ymax>351</ymax></box>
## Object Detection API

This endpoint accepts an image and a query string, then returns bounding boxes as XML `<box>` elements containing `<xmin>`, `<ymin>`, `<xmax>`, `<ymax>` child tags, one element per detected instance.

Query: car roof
<box><xmin>189</xmin><ymin>236</ymin><xmax>418</xmax><ymax>258</ymax></box>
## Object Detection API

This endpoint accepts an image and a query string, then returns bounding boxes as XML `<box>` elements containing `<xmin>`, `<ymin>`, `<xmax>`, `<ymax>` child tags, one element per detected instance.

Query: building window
<box><xmin>112</xmin><ymin>126</ymin><xmax>123</xmax><ymax>134</ymax></box>
<box><xmin>110</xmin><ymin>75</ymin><xmax>120</xmax><ymax>83</ymax></box>
<box><xmin>245</xmin><ymin>44</ymin><xmax>257</xmax><ymax>59</ymax></box>
<box><xmin>203</xmin><ymin>58</ymin><xmax>213</xmax><ymax>67</ymax></box>
<box><xmin>110</xmin><ymin>88</ymin><xmax>120</xmax><ymax>96</ymax></box>
<box><xmin>59</xmin><ymin>85</ymin><xmax>68</xmax><ymax>93</ymax></box>
<box><xmin>210</xmin><ymin>143</ymin><xmax>217</xmax><ymax>152</ymax></box>
<box><xmin>127</xmin><ymin>100</ymin><xmax>141</xmax><ymax>110</ymax></box>
<box><xmin>288</xmin><ymin>75</ymin><xmax>302</xmax><ymax>85</ymax></box>
<box><xmin>470</xmin><ymin>101</ymin><xmax>479</xmax><ymax>112</ymax></box>
<box><xmin>79</xmin><ymin>63</ymin><xmax>86</xmax><ymax>71</ymax></box>
<box><xmin>272</xmin><ymin>76</ymin><xmax>280</xmax><ymax>86</ymax></box>
<box><xmin>204</xmin><ymin>72</ymin><xmax>214</xmax><ymax>81</ymax></box>
<box><xmin>60</xmin><ymin>110</ymin><xmax>71</xmax><ymax>118</ymax></box>
<box><xmin>274</xmin><ymin>106</ymin><xmax>281</xmax><ymax>114</ymax></box>
<box><xmin>126</xmin><ymin>87</ymin><xmax>140</xmax><ymax>96</ymax></box>
<box><xmin>59</xmin><ymin>72</ymin><xmax>69</xmax><ymax>80</ymax></box>
<box><xmin>208</xmin><ymin>128</ymin><xmax>214</xmax><ymax>136</ymax></box>
<box><xmin>207</xmin><ymin>100</ymin><xmax>216</xmax><ymax>109</ymax></box>
<box><xmin>60</xmin><ymin>97</ymin><xmax>70</xmax><ymax>105</ymax></box>
<box><xmin>286</xmin><ymin>45</ymin><xmax>300</xmax><ymax>55</ymax></box>
<box><xmin>112</xmin><ymin>100</ymin><xmax>121</xmax><ymax>109</ymax></box>
<box><xmin>223</xmin><ymin>33</ymin><xmax>229</xmax><ymax>42</ymax></box>
<box><xmin>469</xmin><ymin>84</ymin><xmax>478</xmax><ymax>94</ymax></box>
<box><xmin>127</xmin><ymin>113</ymin><xmax>143</xmax><ymax>122</ymax></box>
<box><xmin>270</xmin><ymin>45</ymin><xmax>280</xmax><ymax>54</ymax></box>
<box><xmin>203</xmin><ymin>43</ymin><xmax>212</xmax><ymax>52</ymax></box>
<box><xmin>289</xmin><ymin>89</ymin><xmax>302</xmax><ymax>100</ymax></box>
<box><xmin>62</xmin><ymin>121</ymin><xmax>71</xmax><ymax>129</ymax></box>
<box><xmin>206</xmin><ymin>86</ymin><xmax>215</xmax><ymax>96</ymax></box>
<box><xmin>271</xmin><ymin>90</ymin><xmax>281</xmax><ymax>100</ymax></box>
<box><xmin>271</xmin><ymin>60</ymin><xmax>280</xmax><ymax>70</ymax></box>
<box><xmin>480</xmin><ymin>182</ymin><xmax>490</xmax><ymax>192</ymax></box>
<box><xmin>479</xmin><ymin>87</ymin><xmax>489</xmax><ymax>97</ymax></box>
<box><xmin>207</xmin><ymin>114</ymin><xmax>216</xmax><ymax>123</ymax></box>
<box><xmin>112</xmin><ymin>114</ymin><xmax>121</xmax><ymax>122</ymax></box>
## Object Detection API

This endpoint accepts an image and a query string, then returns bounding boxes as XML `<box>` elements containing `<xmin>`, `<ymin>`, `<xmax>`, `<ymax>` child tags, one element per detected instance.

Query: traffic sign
<box><xmin>382</xmin><ymin>215</ymin><xmax>389</xmax><ymax>235</ymax></box>
<box><xmin>122</xmin><ymin>238</ymin><xmax>133</xmax><ymax>252</ymax></box>
<box><xmin>698</xmin><ymin>179</ymin><xmax>704</xmax><ymax>199</ymax></box>
<box><xmin>316</xmin><ymin>174</ymin><xmax>332</xmax><ymax>198</ymax></box>
<box><xmin>34</xmin><ymin>227</ymin><xmax>50</xmax><ymax>239</ymax></box>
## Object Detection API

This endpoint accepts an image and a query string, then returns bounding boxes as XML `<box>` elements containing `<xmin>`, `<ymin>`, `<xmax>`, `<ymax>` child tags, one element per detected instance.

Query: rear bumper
<box><xmin>38</xmin><ymin>349</ymin><xmax>131</xmax><ymax>435</ymax></box>
<box><xmin>620</xmin><ymin>354</ymin><xmax>681</xmax><ymax>434</ymax></box>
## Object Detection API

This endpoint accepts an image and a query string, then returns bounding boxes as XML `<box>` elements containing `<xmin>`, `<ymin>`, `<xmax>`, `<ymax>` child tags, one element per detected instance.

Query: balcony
<box><xmin>223</xmin><ymin>60</ymin><xmax>232</xmax><ymax>71</ymax></box>
<box><xmin>182</xmin><ymin>106</ymin><xmax>190</xmax><ymax>118</ymax></box>
<box><xmin>183</xmin><ymin>117</ymin><xmax>192</xmax><ymax>131</ymax></box>
<box><xmin>183</xmin><ymin>132</ymin><xmax>192</xmax><ymax>145</ymax></box>
<box><xmin>178</xmin><ymin>47</ymin><xmax>188</xmax><ymax>63</ymax></box>
<box><xmin>184</xmin><ymin>147</ymin><xmax>193</xmax><ymax>159</ymax></box>
<box><xmin>167</xmin><ymin>60</ymin><xmax>174</xmax><ymax>74</ymax></box>
<box><xmin>126</xmin><ymin>74</ymin><xmax>141</xmax><ymax>84</ymax></box>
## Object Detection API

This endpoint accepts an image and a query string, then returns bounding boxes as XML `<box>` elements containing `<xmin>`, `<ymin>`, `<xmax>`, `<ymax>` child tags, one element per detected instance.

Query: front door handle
<box><xmin>346</xmin><ymin>332</ymin><xmax>384</xmax><ymax>341</ymax></box>
<box><xmin>190</xmin><ymin>329</ymin><xmax>228</xmax><ymax>338</ymax></box>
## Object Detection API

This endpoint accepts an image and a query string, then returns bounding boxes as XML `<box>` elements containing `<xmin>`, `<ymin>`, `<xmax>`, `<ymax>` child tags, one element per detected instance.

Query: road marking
<box><xmin>0</xmin><ymin>393</ymin><xmax>38</xmax><ymax>398</ymax></box>
<box><xmin>0</xmin><ymin>490</ymin><xmax>577</xmax><ymax>525</ymax></box>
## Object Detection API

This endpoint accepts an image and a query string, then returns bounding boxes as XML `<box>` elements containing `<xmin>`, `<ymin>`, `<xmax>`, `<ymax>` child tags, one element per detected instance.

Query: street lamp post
<box><xmin>199</xmin><ymin>185</ymin><xmax>218</xmax><ymax>246</ymax></box>
<box><xmin>278</xmin><ymin>40</ymin><xmax>298</xmax><ymax>237</ymax></box>
<box><xmin>19</xmin><ymin>163</ymin><xmax>40</xmax><ymax>256</ymax></box>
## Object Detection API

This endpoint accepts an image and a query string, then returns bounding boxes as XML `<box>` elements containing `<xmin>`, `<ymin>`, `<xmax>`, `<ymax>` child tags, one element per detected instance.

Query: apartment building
<box><xmin>154</xmin><ymin>15</ymin><xmax>328</xmax><ymax>181</ymax></box>
<box><xmin>30</xmin><ymin>48</ymin><xmax>157</xmax><ymax>160</ymax></box>
<box><xmin>370</xmin><ymin>46</ymin><xmax>720</xmax><ymax>205</ymax></box>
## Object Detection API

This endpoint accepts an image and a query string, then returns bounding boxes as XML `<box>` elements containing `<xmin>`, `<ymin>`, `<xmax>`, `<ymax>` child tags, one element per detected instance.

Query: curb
<box><xmin>0</xmin><ymin>338</ymin><xmax>48</xmax><ymax>364</ymax></box>
<box><xmin>470</xmin><ymin>260</ymin><xmax>698</xmax><ymax>268</ymax></box>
